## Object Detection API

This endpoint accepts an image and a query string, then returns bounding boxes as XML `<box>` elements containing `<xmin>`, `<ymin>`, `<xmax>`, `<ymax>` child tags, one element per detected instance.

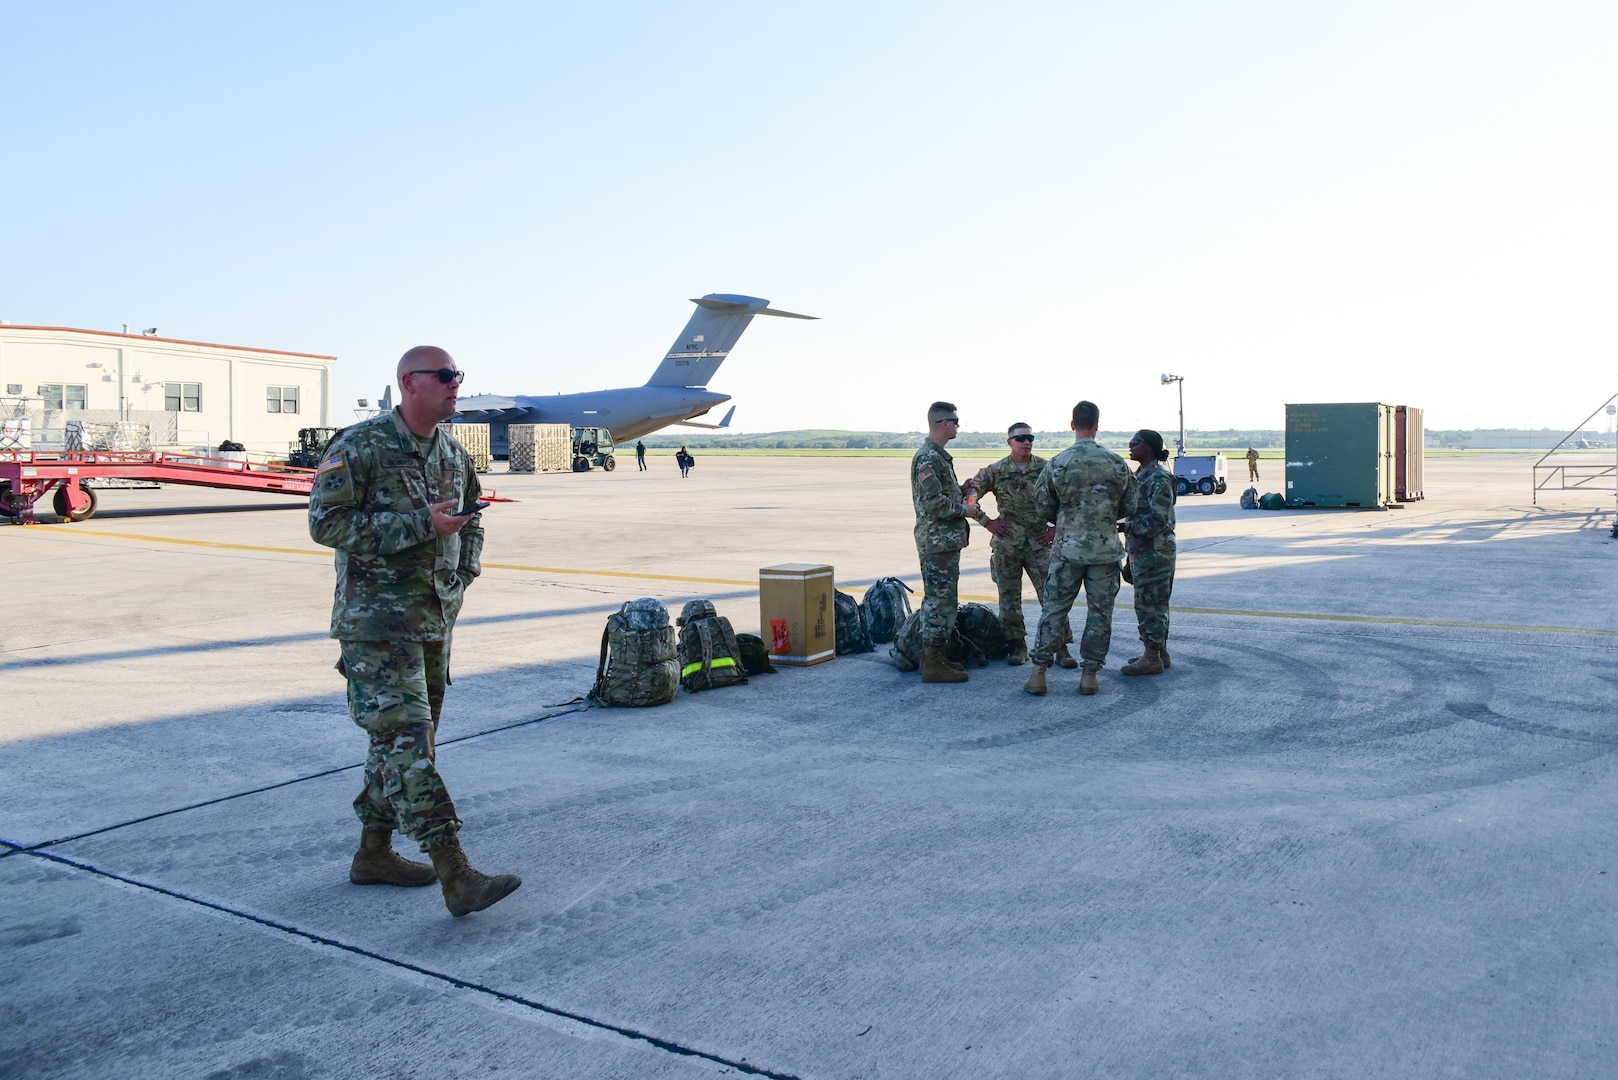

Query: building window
<box><xmin>39</xmin><ymin>383</ymin><xmax>88</xmax><ymax>410</ymax></box>
<box><xmin>165</xmin><ymin>382</ymin><xmax>202</xmax><ymax>412</ymax></box>
<box><xmin>266</xmin><ymin>386</ymin><xmax>300</xmax><ymax>414</ymax></box>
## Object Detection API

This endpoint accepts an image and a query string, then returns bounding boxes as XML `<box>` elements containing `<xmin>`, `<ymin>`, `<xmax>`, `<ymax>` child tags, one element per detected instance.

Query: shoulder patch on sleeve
<box><xmin>315</xmin><ymin>454</ymin><xmax>358</xmax><ymax>506</ymax></box>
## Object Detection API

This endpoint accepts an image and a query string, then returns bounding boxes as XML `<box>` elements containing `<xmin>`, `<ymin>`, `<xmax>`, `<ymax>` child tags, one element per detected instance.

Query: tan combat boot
<box><xmin>1160</xmin><ymin>644</ymin><xmax>1171</xmax><ymax>669</ymax></box>
<box><xmin>1079</xmin><ymin>669</ymin><xmax>1099</xmax><ymax>695</ymax></box>
<box><xmin>1121</xmin><ymin>643</ymin><xmax>1165</xmax><ymax>676</ymax></box>
<box><xmin>921</xmin><ymin>645</ymin><xmax>969</xmax><ymax>683</ymax></box>
<box><xmin>1007</xmin><ymin>638</ymin><xmax>1028</xmax><ymax>666</ymax></box>
<box><xmin>1023</xmin><ymin>665</ymin><xmax>1047</xmax><ymax>695</ymax></box>
<box><xmin>1053</xmin><ymin>642</ymin><xmax>1079</xmax><ymax>669</ymax></box>
<box><xmin>429</xmin><ymin>837</ymin><xmax>522</xmax><ymax>917</ymax></box>
<box><xmin>350</xmin><ymin>827</ymin><xmax>437</xmax><ymax>887</ymax></box>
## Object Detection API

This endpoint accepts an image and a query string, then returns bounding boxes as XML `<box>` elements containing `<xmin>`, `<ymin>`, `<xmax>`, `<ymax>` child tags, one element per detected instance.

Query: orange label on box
<box><xmin>770</xmin><ymin>618</ymin><xmax>791</xmax><ymax>654</ymax></box>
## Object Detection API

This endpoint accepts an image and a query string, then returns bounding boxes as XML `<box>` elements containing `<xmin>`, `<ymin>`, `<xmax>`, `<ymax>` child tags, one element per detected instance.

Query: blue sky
<box><xmin>5</xmin><ymin>1</ymin><xmax>1615</xmax><ymax>435</ymax></box>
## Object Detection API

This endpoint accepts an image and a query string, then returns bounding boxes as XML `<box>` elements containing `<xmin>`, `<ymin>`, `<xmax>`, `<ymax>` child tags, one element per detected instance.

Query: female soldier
<box><xmin>1120</xmin><ymin>429</ymin><xmax>1176</xmax><ymax>675</ymax></box>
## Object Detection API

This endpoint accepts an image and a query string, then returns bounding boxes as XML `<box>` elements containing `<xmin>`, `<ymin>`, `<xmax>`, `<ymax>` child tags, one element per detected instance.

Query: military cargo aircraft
<box><xmin>453</xmin><ymin>293</ymin><xmax>815</xmax><ymax>453</ymax></box>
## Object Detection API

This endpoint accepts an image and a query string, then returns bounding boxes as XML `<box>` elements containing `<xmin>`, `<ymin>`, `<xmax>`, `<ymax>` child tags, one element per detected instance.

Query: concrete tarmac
<box><xmin>2</xmin><ymin>454</ymin><xmax>1614</xmax><ymax>1079</ymax></box>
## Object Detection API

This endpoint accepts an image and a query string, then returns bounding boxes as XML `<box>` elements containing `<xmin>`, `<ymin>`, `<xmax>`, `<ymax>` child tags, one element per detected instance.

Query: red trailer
<box><xmin>0</xmin><ymin>450</ymin><xmax>315</xmax><ymax>524</ymax></box>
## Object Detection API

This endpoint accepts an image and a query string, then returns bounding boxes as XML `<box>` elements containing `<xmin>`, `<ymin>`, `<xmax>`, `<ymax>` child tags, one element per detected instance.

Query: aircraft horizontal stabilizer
<box><xmin>677</xmin><ymin>405</ymin><xmax>736</xmax><ymax>430</ymax></box>
<box><xmin>759</xmin><ymin>307</ymin><xmax>818</xmax><ymax>320</ymax></box>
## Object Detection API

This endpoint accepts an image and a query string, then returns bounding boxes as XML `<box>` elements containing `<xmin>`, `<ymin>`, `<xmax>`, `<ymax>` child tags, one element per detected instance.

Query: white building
<box><xmin>0</xmin><ymin>323</ymin><xmax>336</xmax><ymax>455</ymax></box>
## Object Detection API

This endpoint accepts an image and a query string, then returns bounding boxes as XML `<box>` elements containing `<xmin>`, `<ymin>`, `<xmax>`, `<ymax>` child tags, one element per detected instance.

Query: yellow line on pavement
<box><xmin>24</xmin><ymin>526</ymin><xmax>1615</xmax><ymax>636</ymax></box>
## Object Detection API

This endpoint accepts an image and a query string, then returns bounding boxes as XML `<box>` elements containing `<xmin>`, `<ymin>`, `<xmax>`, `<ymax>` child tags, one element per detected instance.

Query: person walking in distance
<box><xmin>1023</xmin><ymin>400</ymin><xmax>1138</xmax><ymax>697</ymax></box>
<box><xmin>967</xmin><ymin>422</ymin><xmax>1075</xmax><ymax>668</ymax></box>
<box><xmin>308</xmin><ymin>345</ymin><xmax>521</xmax><ymax>918</ymax></box>
<box><xmin>910</xmin><ymin>401</ymin><xmax>972</xmax><ymax>683</ymax></box>
<box><xmin>1246</xmin><ymin>445</ymin><xmax>1260</xmax><ymax>482</ymax></box>
<box><xmin>1120</xmin><ymin>429</ymin><xmax>1176</xmax><ymax>676</ymax></box>
<box><xmin>636</xmin><ymin>439</ymin><xmax>647</xmax><ymax>471</ymax></box>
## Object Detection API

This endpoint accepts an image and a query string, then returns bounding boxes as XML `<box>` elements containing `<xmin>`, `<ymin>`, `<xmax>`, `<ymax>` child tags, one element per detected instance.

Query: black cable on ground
<box><xmin>22</xmin><ymin>847</ymin><xmax>801</xmax><ymax>1080</ymax></box>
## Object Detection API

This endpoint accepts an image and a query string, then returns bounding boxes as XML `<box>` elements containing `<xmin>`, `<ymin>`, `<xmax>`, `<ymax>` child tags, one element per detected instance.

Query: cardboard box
<box><xmin>759</xmin><ymin>564</ymin><xmax>835</xmax><ymax>665</ymax></box>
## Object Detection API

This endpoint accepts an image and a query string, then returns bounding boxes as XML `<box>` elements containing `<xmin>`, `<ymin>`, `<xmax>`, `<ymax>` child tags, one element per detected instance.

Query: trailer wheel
<box><xmin>1197</xmin><ymin>477</ymin><xmax>1215</xmax><ymax>496</ymax></box>
<box><xmin>602</xmin><ymin>455</ymin><xmax>616</xmax><ymax>472</ymax></box>
<box><xmin>1215</xmin><ymin>480</ymin><xmax>1227</xmax><ymax>494</ymax></box>
<box><xmin>53</xmin><ymin>484</ymin><xmax>98</xmax><ymax>522</ymax></box>
<box><xmin>1175</xmin><ymin>477</ymin><xmax>1191</xmax><ymax>498</ymax></box>
<box><xmin>572</xmin><ymin>457</ymin><xmax>590</xmax><ymax>472</ymax></box>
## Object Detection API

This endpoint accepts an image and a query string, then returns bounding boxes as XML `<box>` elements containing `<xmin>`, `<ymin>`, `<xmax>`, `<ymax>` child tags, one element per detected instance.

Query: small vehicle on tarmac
<box><xmin>572</xmin><ymin>427</ymin><xmax>616</xmax><ymax>471</ymax></box>
<box><xmin>1173</xmin><ymin>453</ymin><xmax>1228</xmax><ymax>496</ymax></box>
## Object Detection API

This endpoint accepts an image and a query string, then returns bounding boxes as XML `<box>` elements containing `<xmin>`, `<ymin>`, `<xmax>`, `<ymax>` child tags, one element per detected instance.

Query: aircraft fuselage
<box><xmin>486</xmin><ymin>386</ymin><xmax>730</xmax><ymax>451</ymax></box>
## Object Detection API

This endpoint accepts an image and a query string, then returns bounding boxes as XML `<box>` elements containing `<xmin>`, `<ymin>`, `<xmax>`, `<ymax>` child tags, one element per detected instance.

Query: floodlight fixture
<box><xmin>1160</xmin><ymin>373</ymin><xmax>1186</xmax><ymax>455</ymax></box>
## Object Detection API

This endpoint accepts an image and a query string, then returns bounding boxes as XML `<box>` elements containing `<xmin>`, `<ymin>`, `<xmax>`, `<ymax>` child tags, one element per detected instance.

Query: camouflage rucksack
<box><xmin>861</xmin><ymin>576</ymin><xmax>914</xmax><ymax>644</ymax></box>
<box><xmin>889</xmin><ymin>611</ymin><xmax>986</xmax><ymax>672</ymax></box>
<box><xmin>834</xmin><ymin>589</ymin><xmax>873</xmax><ymax>655</ymax></box>
<box><xmin>1239</xmin><ymin>486</ymin><xmax>1259</xmax><ymax>510</ymax></box>
<box><xmin>676</xmin><ymin>599</ymin><xmax>748</xmax><ymax>692</ymax></box>
<box><xmin>591</xmin><ymin>598</ymin><xmax>680</xmax><ymax>707</ymax></box>
<box><xmin>735</xmin><ymin>632</ymin><xmax>777</xmax><ymax>675</ymax></box>
<box><xmin>955</xmin><ymin>603</ymin><xmax>1009</xmax><ymax>660</ymax></box>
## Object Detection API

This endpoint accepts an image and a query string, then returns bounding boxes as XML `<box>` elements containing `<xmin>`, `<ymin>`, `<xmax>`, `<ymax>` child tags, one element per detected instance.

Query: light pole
<box><xmin>1160</xmin><ymin>373</ymin><xmax>1185</xmax><ymax>457</ymax></box>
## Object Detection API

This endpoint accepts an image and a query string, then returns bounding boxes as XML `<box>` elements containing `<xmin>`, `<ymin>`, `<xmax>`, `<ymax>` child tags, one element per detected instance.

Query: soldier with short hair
<box><xmin>967</xmin><ymin>422</ymin><xmax>1075</xmax><ymax>668</ymax></box>
<box><xmin>910</xmin><ymin>401</ymin><xmax>971</xmax><ymax>683</ymax></box>
<box><xmin>1023</xmin><ymin>400</ymin><xmax>1138</xmax><ymax>697</ymax></box>
<box><xmin>309</xmin><ymin>345</ymin><xmax>521</xmax><ymax>918</ymax></box>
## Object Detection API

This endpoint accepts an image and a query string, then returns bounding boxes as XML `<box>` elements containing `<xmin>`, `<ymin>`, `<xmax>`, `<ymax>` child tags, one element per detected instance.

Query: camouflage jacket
<box><xmin>1034</xmin><ymin>438</ymin><xmax>1138</xmax><ymax>564</ymax></box>
<box><xmin>1123</xmin><ymin>461</ymin><xmax>1176</xmax><ymax>556</ymax></box>
<box><xmin>308</xmin><ymin>409</ymin><xmax>483</xmax><ymax>641</ymax></box>
<box><xmin>911</xmin><ymin>439</ymin><xmax>971</xmax><ymax>554</ymax></box>
<box><xmin>974</xmin><ymin>453</ymin><xmax>1050</xmax><ymax>549</ymax></box>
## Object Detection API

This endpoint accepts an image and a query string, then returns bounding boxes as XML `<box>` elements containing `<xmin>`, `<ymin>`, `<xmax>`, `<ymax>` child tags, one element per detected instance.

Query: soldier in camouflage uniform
<box><xmin>309</xmin><ymin>345</ymin><xmax>521</xmax><ymax>918</ymax></box>
<box><xmin>966</xmin><ymin>422</ymin><xmax>1074</xmax><ymax>667</ymax></box>
<box><xmin>910</xmin><ymin>401</ymin><xmax>971</xmax><ymax>684</ymax></box>
<box><xmin>1120</xmin><ymin>429</ymin><xmax>1176</xmax><ymax>676</ymax></box>
<box><xmin>1024</xmin><ymin>401</ymin><xmax>1138</xmax><ymax>697</ymax></box>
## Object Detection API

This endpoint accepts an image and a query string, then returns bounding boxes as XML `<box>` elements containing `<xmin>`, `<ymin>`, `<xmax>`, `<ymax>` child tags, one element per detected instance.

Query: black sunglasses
<box><xmin>409</xmin><ymin>368</ymin><xmax>466</xmax><ymax>385</ymax></box>
<box><xmin>941</xmin><ymin>416</ymin><xmax>960</xmax><ymax>424</ymax></box>
<box><xmin>1128</xmin><ymin>438</ymin><xmax>1143</xmax><ymax>446</ymax></box>
<box><xmin>1010</xmin><ymin>434</ymin><xmax>1035</xmax><ymax>443</ymax></box>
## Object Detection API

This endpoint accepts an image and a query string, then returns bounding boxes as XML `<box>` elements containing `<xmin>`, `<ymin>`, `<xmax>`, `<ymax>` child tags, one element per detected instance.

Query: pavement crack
<box><xmin>20</xmin><ymin>847</ymin><xmax>802</xmax><ymax>1079</ymax></box>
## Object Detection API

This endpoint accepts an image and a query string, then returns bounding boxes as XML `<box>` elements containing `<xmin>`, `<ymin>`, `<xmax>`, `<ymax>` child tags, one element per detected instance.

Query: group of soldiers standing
<box><xmin>909</xmin><ymin>399</ymin><xmax>1178</xmax><ymax>695</ymax></box>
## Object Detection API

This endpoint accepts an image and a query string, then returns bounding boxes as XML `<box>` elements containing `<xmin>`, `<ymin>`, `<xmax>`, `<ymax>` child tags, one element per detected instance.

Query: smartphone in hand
<box><xmin>460</xmin><ymin>499</ymin><xmax>492</xmax><ymax>516</ymax></box>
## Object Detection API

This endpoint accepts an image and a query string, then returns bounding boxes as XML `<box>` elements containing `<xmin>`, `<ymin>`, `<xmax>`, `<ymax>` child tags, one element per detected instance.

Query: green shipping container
<box><xmin>1284</xmin><ymin>403</ymin><xmax>1394</xmax><ymax>508</ymax></box>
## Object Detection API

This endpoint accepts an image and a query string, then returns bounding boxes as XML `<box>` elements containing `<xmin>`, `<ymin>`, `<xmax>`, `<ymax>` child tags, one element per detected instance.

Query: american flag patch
<box><xmin>318</xmin><ymin>456</ymin><xmax>345</xmax><ymax>474</ymax></box>
<box><xmin>918</xmin><ymin>468</ymin><xmax>934</xmax><ymax>483</ymax></box>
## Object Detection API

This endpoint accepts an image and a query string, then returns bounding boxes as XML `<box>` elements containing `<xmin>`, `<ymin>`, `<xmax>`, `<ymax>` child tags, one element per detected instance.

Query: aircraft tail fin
<box><xmin>644</xmin><ymin>293</ymin><xmax>816</xmax><ymax>388</ymax></box>
<box><xmin>380</xmin><ymin>386</ymin><xmax>392</xmax><ymax>411</ymax></box>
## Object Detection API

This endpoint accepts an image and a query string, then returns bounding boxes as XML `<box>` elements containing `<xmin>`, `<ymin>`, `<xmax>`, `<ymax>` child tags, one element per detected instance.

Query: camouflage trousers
<box><xmin>1129</xmin><ymin>550</ymin><xmax>1176</xmax><ymax>647</ymax></box>
<box><xmin>917</xmin><ymin>548</ymin><xmax>961</xmax><ymax>647</ymax></box>
<box><xmin>1031</xmin><ymin>558</ymin><xmax>1120</xmax><ymax>672</ymax></box>
<box><xmin>990</xmin><ymin>539</ymin><xmax>1070</xmax><ymax>646</ymax></box>
<box><xmin>339</xmin><ymin>638</ymin><xmax>462</xmax><ymax>852</ymax></box>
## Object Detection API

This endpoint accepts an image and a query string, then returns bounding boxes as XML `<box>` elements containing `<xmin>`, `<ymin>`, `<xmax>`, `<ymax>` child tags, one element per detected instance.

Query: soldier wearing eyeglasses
<box><xmin>308</xmin><ymin>345</ymin><xmax>521</xmax><ymax>917</ymax></box>
<box><xmin>910</xmin><ymin>401</ymin><xmax>972</xmax><ymax>683</ymax></box>
<box><xmin>965</xmin><ymin>423</ymin><xmax>1074</xmax><ymax>667</ymax></box>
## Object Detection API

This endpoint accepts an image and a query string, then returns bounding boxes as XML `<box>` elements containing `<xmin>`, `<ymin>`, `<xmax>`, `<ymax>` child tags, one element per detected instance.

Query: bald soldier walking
<box><xmin>910</xmin><ymin>401</ymin><xmax>972</xmax><ymax>683</ymax></box>
<box><xmin>309</xmin><ymin>345</ymin><xmax>521</xmax><ymax>917</ymax></box>
<box><xmin>1023</xmin><ymin>400</ymin><xmax>1138</xmax><ymax>697</ymax></box>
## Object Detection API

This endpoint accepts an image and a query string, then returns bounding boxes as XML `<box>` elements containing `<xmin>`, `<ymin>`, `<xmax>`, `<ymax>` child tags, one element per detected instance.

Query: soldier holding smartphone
<box><xmin>308</xmin><ymin>345</ymin><xmax>520</xmax><ymax>918</ymax></box>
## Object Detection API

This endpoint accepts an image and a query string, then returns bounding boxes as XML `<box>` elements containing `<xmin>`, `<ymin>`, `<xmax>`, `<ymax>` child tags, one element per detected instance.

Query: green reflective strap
<box><xmin>681</xmin><ymin>656</ymin><xmax>736</xmax><ymax>677</ymax></box>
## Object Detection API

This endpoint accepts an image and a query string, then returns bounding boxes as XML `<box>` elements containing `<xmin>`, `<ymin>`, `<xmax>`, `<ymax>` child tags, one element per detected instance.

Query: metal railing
<box><xmin>1532</xmin><ymin>393</ymin><xmax>1618</xmax><ymax>527</ymax></box>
